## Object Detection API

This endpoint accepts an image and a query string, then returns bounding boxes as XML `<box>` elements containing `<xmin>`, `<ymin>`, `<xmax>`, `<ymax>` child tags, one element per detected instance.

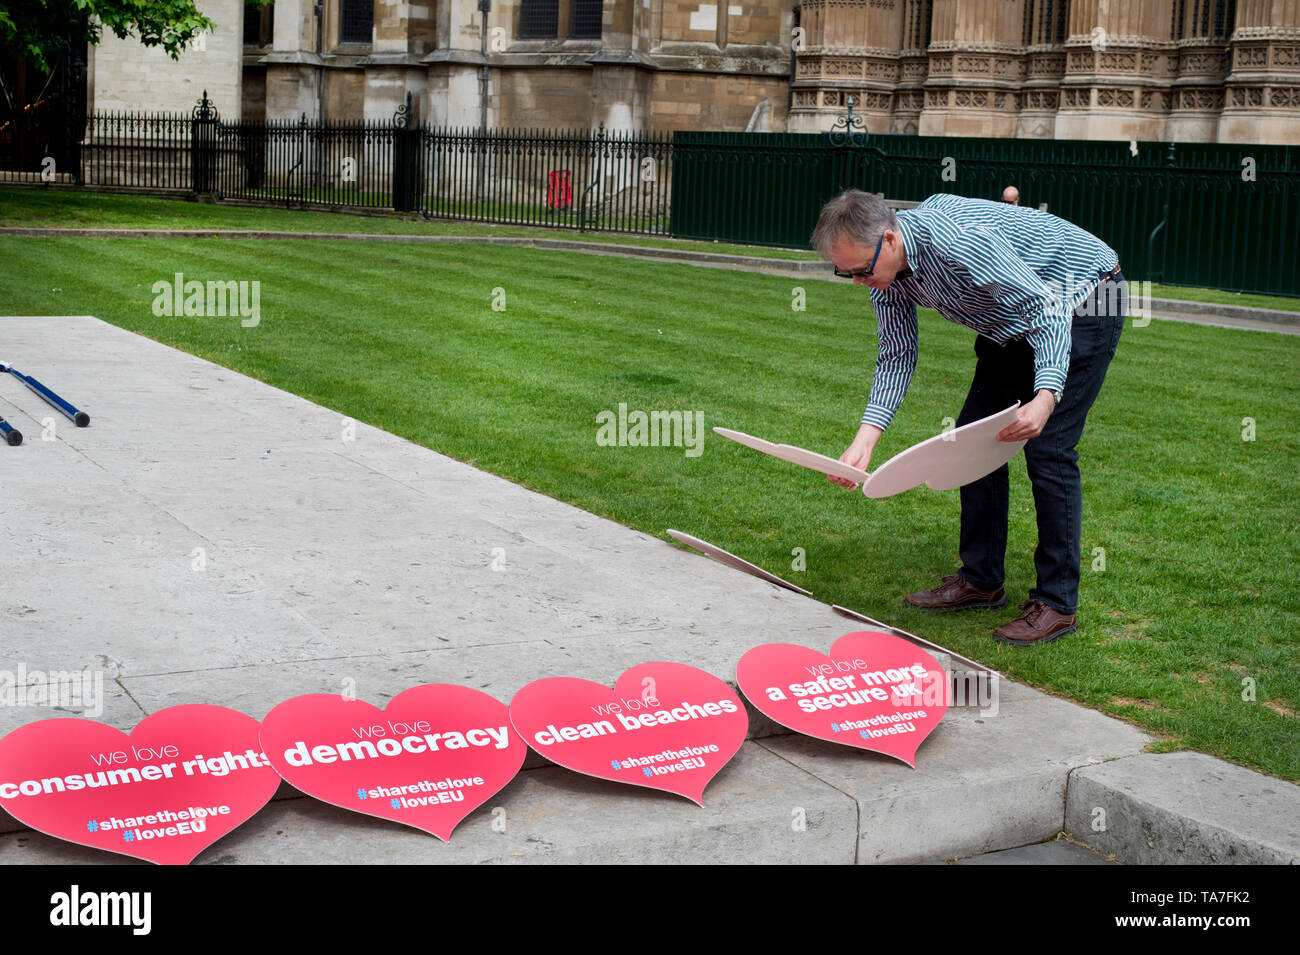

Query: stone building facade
<box><xmin>87</xmin><ymin>0</ymin><xmax>1300</xmax><ymax>142</ymax></box>
<box><xmin>88</xmin><ymin>0</ymin><xmax>245</xmax><ymax>118</ymax></box>
<box><xmin>791</xmin><ymin>0</ymin><xmax>1300</xmax><ymax>143</ymax></box>
<box><xmin>236</xmin><ymin>0</ymin><xmax>794</xmax><ymax>131</ymax></box>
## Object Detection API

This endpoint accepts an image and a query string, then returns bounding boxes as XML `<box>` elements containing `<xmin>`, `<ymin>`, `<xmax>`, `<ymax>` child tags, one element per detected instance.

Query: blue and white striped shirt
<box><xmin>863</xmin><ymin>194</ymin><xmax>1119</xmax><ymax>430</ymax></box>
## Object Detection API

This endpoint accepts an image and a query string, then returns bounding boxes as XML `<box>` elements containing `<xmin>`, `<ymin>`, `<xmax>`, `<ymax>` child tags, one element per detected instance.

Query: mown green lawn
<box><xmin>1</xmin><ymin>229</ymin><xmax>1295</xmax><ymax>780</ymax></box>
<box><xmin>7</xmin><ymin>188</ymin><xmax>1300</xmax><ymax>312</ymax></box>
<box><xmin>0</xmin><ymin>186</ymin><xmax>812</xmax><ymax>260</ymax></box>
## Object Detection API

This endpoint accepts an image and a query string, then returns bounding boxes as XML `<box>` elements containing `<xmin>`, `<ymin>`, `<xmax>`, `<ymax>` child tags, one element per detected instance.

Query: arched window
<box><xmin>1183</xmin><ymin>0</ymin><xmax>1236</xmax><ymax>39</ymax></box>
<box><xmin>1214</xmin><ymin>0</ymin><xmax>1236</xmax><ymax>37</ymax></box>
<box><xmin>519</xmin><ymin>0</ymin><xmax>559</xmax><ymax>38</ymax></box>
<box><xmin>570</xmin><ymin>0</ymin><xmax>603</xmax><ymax>39</ymax></box>
<box><xmin>244</xmin><ymin>0</ymin><xmax>274</xmax><ymax>47</ymax></box>
<box><xmin>904</xmin><ymin>0</ymin><xmax>932</xmax><ymax>51</ymax></box>
<box><xmin>1036</xmin><ymin>0</ymin><xmax>1066</xmax><ymax>45</ymax></box>
<box><xmin>340</xmin><ymin>0</ymin><xmax>373</xmax><ymax>44</ymax></box>
<box><xmin>1020</xmin><ymin>0</ymin><xmax>1068</xmax><ymax>46</ymax></box>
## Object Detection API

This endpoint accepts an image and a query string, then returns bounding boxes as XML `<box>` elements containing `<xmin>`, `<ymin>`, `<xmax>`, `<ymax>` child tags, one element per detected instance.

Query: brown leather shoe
<box><xmin>904</xmin><ymin>574</ymin><xmax>1006</xmax><ymax>611</ymax></box>
<box><xmin>993</xmin><ymin>599</ymin><xmax>1078</xmax><ymax>646</ymax></box>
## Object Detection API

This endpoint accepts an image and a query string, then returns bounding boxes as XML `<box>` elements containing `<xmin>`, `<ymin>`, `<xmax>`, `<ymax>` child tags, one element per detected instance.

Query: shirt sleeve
<box><xmin>940</xmin><ymin>225</ymin><xmax>1072</xmax><ymax>397</ymax></box>
<box><xmin>862</xmin><ymin>289</ymin><xmax>919</xmax><ymax>431</ymax></box>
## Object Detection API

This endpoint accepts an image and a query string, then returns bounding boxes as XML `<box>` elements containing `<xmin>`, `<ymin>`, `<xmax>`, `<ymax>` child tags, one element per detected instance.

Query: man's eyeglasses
<box><xmin>833</xmin><ymin>233</ymin><xmax>884</xmax><ymax>280</ymax></box>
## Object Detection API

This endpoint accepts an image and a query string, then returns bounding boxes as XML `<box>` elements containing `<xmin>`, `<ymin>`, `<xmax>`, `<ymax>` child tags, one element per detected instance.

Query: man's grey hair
<box><xmin>810</xmin><ymin>189</ymin><xmax>897</xmax><ymax>259</ymax></box>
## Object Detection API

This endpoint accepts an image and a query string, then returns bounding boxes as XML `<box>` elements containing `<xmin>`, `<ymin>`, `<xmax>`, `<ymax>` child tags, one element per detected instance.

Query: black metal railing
<box><xmin>415</xmin><ymin>125</ymin><xmax>672</xmax><ymax>234</ymax></box>
<box><xmin>5</xmin><ymin>93</ymin><xmax>672</xmax><ymax>236</ymax></box>
<box><xmin>212</xmin><ymin>116</ymin><xmax>398</xmax><ymax>209</ymax></box>
<box><xmin>78</xmin><ymin>110</ymin><xmax>193</xmax><ymax>190</ymax></box>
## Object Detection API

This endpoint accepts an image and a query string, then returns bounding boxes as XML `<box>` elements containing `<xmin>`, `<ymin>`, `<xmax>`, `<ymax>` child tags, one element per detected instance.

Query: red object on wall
<box><xmin>547</xmin><ymin>169</ymin><xmax>573</xmax><ymax>209</ymax></box>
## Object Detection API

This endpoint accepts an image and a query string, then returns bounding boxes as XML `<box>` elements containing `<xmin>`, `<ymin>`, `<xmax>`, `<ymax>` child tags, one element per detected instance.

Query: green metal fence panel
<box><xmin>670</xmin><ymin>131</ymin><xmax>1300</xmax><ymax>296</ymax></box>
<box><xmin>672</xmin><ymin>133</ymin><xmax>834</xmax><ymax>247</ymax></box>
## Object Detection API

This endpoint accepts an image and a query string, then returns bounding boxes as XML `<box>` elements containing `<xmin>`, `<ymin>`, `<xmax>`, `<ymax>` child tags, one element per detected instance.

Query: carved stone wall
<box><xmin>242</xmin><ymin>0</ymin><xmax>794</xmax><ymax>133</ymax></box>
<box><xmin>94</xmin><ymin>0</ymin><xmax>1299</xmax><ymax>141</ymax></box>
<box><xmin>1218</xmin><ymin>0</ymin><xmax>1300</xmax><ymax>143</ymax></box>
<box><xmin>791</xmin><ymin>0</ymin><xmax>1300</xmax><ymax>142</ymax></box>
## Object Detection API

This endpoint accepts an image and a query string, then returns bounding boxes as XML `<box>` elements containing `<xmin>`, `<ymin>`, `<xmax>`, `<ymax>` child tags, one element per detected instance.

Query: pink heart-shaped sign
<box><xmin>259</xmin><ymin>684</ymin><xmax>525</xmax><ymax>841</ymax></box>
<box><xmin>0</xmin><ymin>705</ymin><xmax>280</xmax><ymax>864</ymax></box>
<box><xmin>863</xmin><ymin>404</ymin><xmax>1024</xmax><ymax>498</ymax></box>
<box><xmin>736</xmin><ymin>632</ymin><xmax>948</xmax><ymax>767</ymax></box>
<box><xmin>509</xmin><ymin>662</ymin><xmax>747</xmax><ymax>806</ymax></box>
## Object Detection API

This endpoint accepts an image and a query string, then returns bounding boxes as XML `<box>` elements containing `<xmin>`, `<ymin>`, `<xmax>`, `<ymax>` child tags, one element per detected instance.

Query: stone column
<box><xmin>789</xmin><ymin>0</ymin><xmax>906</xmax><ymax>133</ymax></box>
<box><xmin>1016</xmin><ymin>0</ymin><xmax>1066</xmax><ymax>139</ymax></box>
<box><xmin>919</xmin><ymin>0</ymin><xmax>1026</xmax><ymax>138</ymax></box>
<box><xmin>424</xmin><ymin>0</ymin><xmax>487</xmax><ymax>129</ymax></box>
<box><xmin>262</xmin><ymin>0</ymin><xmax>321</xmax><ymax>120</ymax></box>
<box><xmin>892</xmin><ymin>0</ymin><xmax>932</xmax><ymax>135</ymax></box>
<box><xmin>590</xmin><ymin>0</ymin><xmax>653</xmax><ymax>130</ymax></box>
<box><xmin>1218</xmin><ymin>0</ymin><xmax>1300</xmax><ymax>144</ymax></box>
<box><xmin>1054</xmin><ymin>0</ymin><xmax>1176</xmax><ymax>140</ymax></box>
<box><xmin>362</xmin><ymin>0</ymin><xmax>434</xmax><ymax>122</ymax></box>
<box><xmin>1166</xmin><ymin>0</ymin><xmax>1231</xmax><ymax>142</ymax></box>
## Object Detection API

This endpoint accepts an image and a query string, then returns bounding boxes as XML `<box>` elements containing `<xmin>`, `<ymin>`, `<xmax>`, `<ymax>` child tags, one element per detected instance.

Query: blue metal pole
<box><xmin>0</xmin><ymin>415</ymin><xmax>22</xmax><ymax>445</ymax></box>
<box><xmin>0</xmin><ymin>363</ymin><xmax>90</xmax><ymax>427</ymax></box>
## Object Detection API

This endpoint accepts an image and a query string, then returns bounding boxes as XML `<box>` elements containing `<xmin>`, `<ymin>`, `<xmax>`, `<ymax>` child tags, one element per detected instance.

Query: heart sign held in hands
<box><xmin>736</xmin><ymin>632</ymin><xmax>948</xmax><ymax>767</ymax></box>
<box><xmin>259</xmin><ymin>684</ymin><xmax>525</xmax><ymax>842</ymax></box>
<box><xmin>863</xmin><ymin>404</ymin><xmax>1025</xmax><ymax>498</ymax></box>
<box><xmin>0</xmin><ymin>705</ymin><xmax>280</xmax><ymax>865</ymax></box>
<box><xmin>509</xmin><ymin>662</ymin><xmax>748</xmax><ymax>806</ymax></box>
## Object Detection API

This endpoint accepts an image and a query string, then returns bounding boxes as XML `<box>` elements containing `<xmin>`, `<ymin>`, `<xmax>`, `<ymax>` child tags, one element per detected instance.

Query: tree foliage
<box><xmin>0</xmin><ymin>0</ymin><xmax>218</xmax><ymax>73</ymax></box>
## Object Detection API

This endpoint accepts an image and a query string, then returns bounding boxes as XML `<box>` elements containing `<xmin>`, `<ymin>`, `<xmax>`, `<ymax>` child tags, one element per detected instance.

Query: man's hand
<box><xmin>996</xmin><ymin>390</ymin><xmax>1055</xmax><ymax>442</ymax></box>
<box><xmin>830</xmin><ymin>423</ymin><xmax>883</xmax><ymax>490</ymax></box>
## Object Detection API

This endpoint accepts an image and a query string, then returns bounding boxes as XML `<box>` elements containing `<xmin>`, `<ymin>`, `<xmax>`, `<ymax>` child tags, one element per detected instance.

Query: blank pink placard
<box><xmin>712</xmin><ymin>427</ymin><xmax>870</xmax><ymax>484</ymax></box>
<box><xmin>863</xmin><ymin>404</ymin><xmax>1025</xmax><ymax>499</ymax></box>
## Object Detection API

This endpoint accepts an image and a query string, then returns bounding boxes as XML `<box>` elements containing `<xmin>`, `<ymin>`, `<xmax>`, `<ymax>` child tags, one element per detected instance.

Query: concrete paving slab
<box><xmin>5</xmin><ymin>543</ymin><xmax>331</xmax><ymax>673</ymax></box>
<box><xmin>136</xmin><ymin>542</ymin><xmax>584</xmax><ymax>655</ymax></box>
<box><xmin>758</xmin><ymin>683</ymin><xmax>1150</xmax><ymax>864</ymax></box>
<box><xmin>120</xmin><ymin>642</ymin><xmax>558</xmax><ymax>715</ymax></box>
<box><xmin>1148</xmin><ymin>297</ymin><xmax>1300</xmax><ymax>326</ymax></box>
<box><xmin>1065</xmin><ymin>752</ymin><xmax>1300</xmax><ymax>864</ymax></box>
<box><xmin>0</xmin><ymin>676</ymin><xmax>142</xmax><ymax>738</ymax></box>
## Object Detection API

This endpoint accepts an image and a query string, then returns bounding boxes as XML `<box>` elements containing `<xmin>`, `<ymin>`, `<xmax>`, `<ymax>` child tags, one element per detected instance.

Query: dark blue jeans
<box><xmin>956</xmin><ymin>272</ymin><xmax>1126</xmax><ymax>615</ymax></box>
